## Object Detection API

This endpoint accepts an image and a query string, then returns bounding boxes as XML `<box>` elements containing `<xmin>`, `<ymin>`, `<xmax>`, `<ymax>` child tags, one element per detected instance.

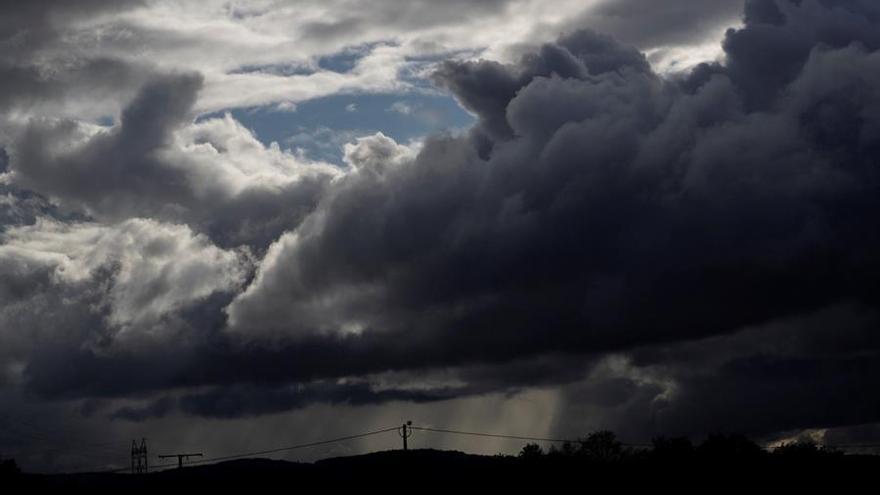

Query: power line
<box><xmin>410</xmin><ymin>426</ymin><xmax>651</xmax><ymax>447</ymax></box>
<box><xmin>92</xmin><ymin>425</ymin><xmax>403</xmax><ymax>473</ymax></box>
<box><xmin>182</xmin><ymin>425</ymin><xmax>401</xmax><ymax>466</ymax></box>
<box><xmin>410</xmin><ymin>426</ymin><xmax>572</xmax><ymax>443</ymax></box>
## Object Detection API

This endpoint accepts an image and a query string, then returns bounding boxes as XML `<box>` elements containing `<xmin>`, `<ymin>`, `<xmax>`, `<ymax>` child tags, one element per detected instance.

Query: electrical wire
<box><xmin>92</xmin><ymin>425</ymin><xmax>402</xmax><ymax>473</ymax></box>
<box><xmin>410</xmin><ymin>425</ymin><xmax>652</xmax><ymax>447</ymax></box>
<box><xmin>182</xmin><ymin>425</ymin><xmax>401</xmax><ymax>466</ymax></box>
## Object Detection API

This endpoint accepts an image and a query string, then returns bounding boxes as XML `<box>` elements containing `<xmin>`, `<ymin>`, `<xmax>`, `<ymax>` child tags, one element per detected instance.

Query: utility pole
<box><xmin>398</xmin><ymin>421</ymin><xmax>412</xmax><ymax>451</ymax></box>
<box><xmin>158</xmin><ymin>453</ymin><xmax>203</xmax><ymax>469</ymax></box>
<box><xmin>131</xmin><ymin>438</ymin><xmax>148</xmax><ymax>474</ymax></box>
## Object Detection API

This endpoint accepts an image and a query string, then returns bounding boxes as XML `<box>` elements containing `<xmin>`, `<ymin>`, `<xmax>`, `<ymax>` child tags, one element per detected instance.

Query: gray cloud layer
<box><xmin>571</xmin><ymin>0</ymin><xmax>744</xmax><ymax>48</ymax></box>
<box><xmin>3</xmin><ymin>1</ymin><xmax>880</xmax><ymax>468</ymax></box>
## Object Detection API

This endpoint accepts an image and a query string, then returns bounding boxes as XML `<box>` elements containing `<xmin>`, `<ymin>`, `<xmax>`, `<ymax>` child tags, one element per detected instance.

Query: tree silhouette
<box><xmin>0</xmin><ymin>458</ymin><xmax>20</xmax><ymax>478</ymax></box>
<box><xmin>548</xmin><ymin>440</ymin><xmax>578</xmax><ymax>457</ymax></box>
<box><xmin>519</xmin><ymin>443</ymin><xmax>544</xmax><ymax>460</ymax></box>
<box><xmin>576</xmin><ymin>430</ymin><xmax>624</xmax><ymax>462</ymax></box>
<box><xmin>651</xmin><ymin>436</ymin><xmax>695</xmax><ymax>461</ymax></box>
<box><xmin>697</xmin><ymin>433</ymin><xmax>765</xmax><ymax>460</ymax></box>
<box><xmin>773</xmin><ymin>440</ymin><xmax>842</xmax><ymax>458</ymax></box>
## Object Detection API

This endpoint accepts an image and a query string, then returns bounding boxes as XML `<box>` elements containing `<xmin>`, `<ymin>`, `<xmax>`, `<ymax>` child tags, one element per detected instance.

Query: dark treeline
<box><xmin>2</xmin><ymin>431</ymin><xmax>877</xmax><ymax>491</ymax></box>
<box><xmin>517</xmin><ymin>430</ymin><xmax>844</xmax><ymax>462</ymax></box>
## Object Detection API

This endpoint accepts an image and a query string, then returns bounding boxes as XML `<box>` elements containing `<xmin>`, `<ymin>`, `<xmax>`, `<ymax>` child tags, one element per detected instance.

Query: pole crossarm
<box><xmin>158</xmin><ymin>453</ymin><xmax>204</xmax><ymax>469</ymax></box>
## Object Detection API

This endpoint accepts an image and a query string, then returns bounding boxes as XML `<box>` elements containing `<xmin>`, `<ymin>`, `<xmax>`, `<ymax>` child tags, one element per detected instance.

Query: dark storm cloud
<box><xmin>101</xmin><ymin>354</ymin><xmax>592</xmax><ymax>421</ymax></box>
<box><xmin>7</xmin><ymin>0</ymin><xmax>880</xmax><ymax>442</ymax></box>
<box><xmin>217</xmin><ymin>0</ymin><xmax>880</xmax><ymax>426</ymax></box>
<box><xmin>232</xmin><ymin>0</ymin><xmax>880</xmax><ymax>345</ymax></box>
<box><xmin>549</xmin><ymin>304</ymin><xmax>880</xmax><ymax>441</ymax></box>
<box><xmin>21</xmin><ymin>326</ymin><xmax>596</xmax><ymax>407</ymax></box>
<box><xmin>702</xmin><ymin>0</ymin><xmax>880</xmax><ymax>109</ymax></box>
<box><xmin>14</xmin><ymin>73</ymin><xmax>205</xmax><ymax>209</ymax></box>
<box><xmin>667</xmin><ymin>306</ymin><xmax>880</xmax><ymax>437</ymax></box>
<box><xmin>111</xmin><ymin>382</ymin><xmax>467</xmax><ymax>421</ymax></box>
<box><xmin>433</xmin><ymin>29</ymin><xmax>650</xmax><ymax>152</ymax></box>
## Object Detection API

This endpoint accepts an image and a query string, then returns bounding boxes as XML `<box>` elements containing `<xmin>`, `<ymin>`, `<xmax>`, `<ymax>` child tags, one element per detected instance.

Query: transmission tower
<box><xmin>131</xmin><ymin>438</ymin><xmax>148</xmax><ymax>474</ymax></box>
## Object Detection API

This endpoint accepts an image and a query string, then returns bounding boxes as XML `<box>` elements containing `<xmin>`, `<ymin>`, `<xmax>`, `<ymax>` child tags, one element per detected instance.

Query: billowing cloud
<box><xmin>219</xmin><ymin>0</ymin><xmax>880</xmax><ymax>433</ymax></box>
<box><xmin>5</xmin><ymin>1</ymin><xmax>880</xmax><ymax>473</ymax></box>
<box><xmin>7</xmin><ymin>73</ymin><xmax>339</xmax><ymax>249</ymax></box>
<box><xmin>0</xmin><ymin>218</ymin><xmax>249</xmax><ymax>355</ymax></box>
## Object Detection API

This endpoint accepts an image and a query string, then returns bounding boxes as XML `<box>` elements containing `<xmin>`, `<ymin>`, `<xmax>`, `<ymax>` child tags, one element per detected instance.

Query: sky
<box><xmin>3</xmin><ymin>0</ymin><xmax>880</xmax><ymax>473</ymax></box>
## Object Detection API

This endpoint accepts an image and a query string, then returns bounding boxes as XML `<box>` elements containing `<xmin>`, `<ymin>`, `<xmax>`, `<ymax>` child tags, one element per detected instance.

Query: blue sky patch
<box><xmin>316</xmin><ymin>43</ymin><xmax>386</xmax><ymax>73</ymax></box>
<box><xmin>212</xmin><ymin>91</ymin><xmax>475</xmax><ymax>164</ymax></box>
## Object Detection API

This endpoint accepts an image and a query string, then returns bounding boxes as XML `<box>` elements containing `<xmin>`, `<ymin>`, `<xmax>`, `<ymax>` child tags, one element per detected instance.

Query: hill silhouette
<box><xmin>4</xmin><ymin>435</ymin><xmax>880</xmax><ymax>491</ymax></box>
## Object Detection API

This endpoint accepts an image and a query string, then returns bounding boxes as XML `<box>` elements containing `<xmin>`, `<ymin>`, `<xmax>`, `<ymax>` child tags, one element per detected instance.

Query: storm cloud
<box><xmin>3</xmin><ymin>0</ymin><xmax>880</xmax><ymax>471</ymax></box>
<box><xmin>222</xmin><ymin>0</ymin><xmax>880</xmax><ymax>429</ymax></box>
<box><xmin>232</xmin><ymin>2</ymin><xmax>877</xmax><ymax>342</ymax></box>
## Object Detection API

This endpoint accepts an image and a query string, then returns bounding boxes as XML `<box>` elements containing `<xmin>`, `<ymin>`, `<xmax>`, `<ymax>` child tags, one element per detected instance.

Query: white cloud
<box><xmin>4</xmin><ymin>0</ymin><xmax>737</xmax><ymax>121</ymax></box>
<box><xmin>171</xmin><ymin>112</ymin><xmax>340</xmax><ymax>195</ymax></box>
<box><xmin>272</xmin><ymin>101</ymin><xmax>298</xmax><ymax>112</ymax></box>
<box><xmin>0</xmin><ymin>217</ymin><xmax>250</xmax><ymax>343</ymax></box>
<box><xmin>342</xmin><ymin>132</ymin><xmax>419</xmax><ymax>171</ymax></box>
<box><xmin>387</xmin><ymin>101</ymin><xmax>413</xmax><ymax>115</ymax></box>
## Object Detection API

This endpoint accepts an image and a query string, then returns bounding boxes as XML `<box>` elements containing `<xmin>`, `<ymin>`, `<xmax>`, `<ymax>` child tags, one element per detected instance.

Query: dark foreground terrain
<box><xmin>4</xmin><ymin>443</ymin><xmax>880</xmax><ymax>492</ymax></box>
